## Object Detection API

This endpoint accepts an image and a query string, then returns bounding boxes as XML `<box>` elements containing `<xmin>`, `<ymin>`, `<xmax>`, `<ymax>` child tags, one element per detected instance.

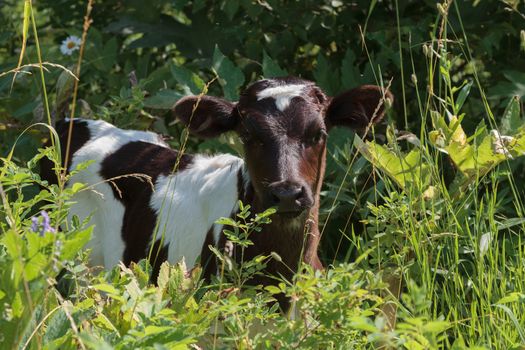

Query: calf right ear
<box><xmin>173</xmin><ymin>95</ymin><xmax>239</xmax><ymax>138</ymax></box>
<box><xmin>325</xmin><ymin>85</ymin><xmax>393</xmax><ymax>132</ymax></box>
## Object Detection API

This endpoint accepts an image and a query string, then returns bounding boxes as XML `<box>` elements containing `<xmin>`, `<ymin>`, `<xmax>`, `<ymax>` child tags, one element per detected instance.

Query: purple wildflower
<box><xmin>30</xmin><ymin>210</ymin><xmax>56</xmax><ymax>236</ymax></box>
<box><xmin>31</xmin><ymin>216</ymin><xmax>39</xmax><ymax>232</ymax></box>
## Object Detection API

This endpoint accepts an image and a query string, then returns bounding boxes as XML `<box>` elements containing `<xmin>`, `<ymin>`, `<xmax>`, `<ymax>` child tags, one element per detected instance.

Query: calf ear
<box><xmin>325</xmin><ymin>85</ymin><xmax>393</xmax><ymax>132</ymax></box>
<box><xmin>173</xmin><ymin>95</ymin><xmax>239</xmax><ymax>138</ymax></box>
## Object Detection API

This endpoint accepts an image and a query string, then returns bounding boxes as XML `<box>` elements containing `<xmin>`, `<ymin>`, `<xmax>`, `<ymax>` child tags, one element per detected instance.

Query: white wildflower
<box><xmin>479</xmin><ymin>232</ymin><xmax>492</xmax><ymax>257</ymax></box>
<box><xmin>224</xmin><ymin>240</ymin><xmax>234</xmax><ymax>258</ymax></box>
<box><xmin>60</xmin><ymin>35</ymin><xmax>81</xmax><ymax>55</ymax></box>
<box><xmin>397</xmin><ymin>131</ymin><xmax>421</xmax><ymax>147</ymax></box>
<box><xmin>490</xmin><ymin>129</ymin><xmax>514</xmax><ymax>159</ymax></box>
<box><xmin>422</xmin><ymin>186</ymin><xmax>438</xmax><ymax>200</ymax></box>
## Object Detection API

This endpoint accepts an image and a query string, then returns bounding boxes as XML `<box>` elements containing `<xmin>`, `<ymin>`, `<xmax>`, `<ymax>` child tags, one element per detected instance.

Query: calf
<box><xmin>41</xmin><ymin>77</ymin><xmax>391</xmax><ymax>305</ymax></box>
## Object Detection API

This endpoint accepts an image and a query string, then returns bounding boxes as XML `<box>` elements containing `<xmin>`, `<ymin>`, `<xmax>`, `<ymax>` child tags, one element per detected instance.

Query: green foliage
<box><xmin>0</xmin><ymin>153</ymin><xmax>451</xmax><ymax>348</ymax></box>
<box><xmin>0</xmin><ymin>152</ymin><xmax>93</xmax><ymax>348</ymax></box>
<box><xmin>213</xmin><ymin>202</ymin><xmax>277</xmax><ymax>288</ymax></box>
<box><xmin>212</xmin><ymin>46</ymin><xmax>245</xmax><ymax>101</ymax></box>
<box><xmin>357</xmin><ymin>96</ymin><xmax>525</xmax><ymax>194</ymax></box>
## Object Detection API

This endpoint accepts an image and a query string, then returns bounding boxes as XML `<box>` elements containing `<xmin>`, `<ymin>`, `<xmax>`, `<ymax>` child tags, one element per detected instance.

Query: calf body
<box><xmin>42</xmin><ymin>119</ymin><xmax>245</xmax><ymax>280</ymax></box>
<box><xmin>41</xmin><ymin>77</ymin><xmax>392</xmax><ymax>299</ymax></box>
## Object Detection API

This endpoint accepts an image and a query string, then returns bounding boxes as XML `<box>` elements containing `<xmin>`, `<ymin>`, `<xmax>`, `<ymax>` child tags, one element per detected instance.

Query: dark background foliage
<box><xmin>1</xmin><ymin>0</ymin><xmax>524</xmax><ymax>262</ymax></box>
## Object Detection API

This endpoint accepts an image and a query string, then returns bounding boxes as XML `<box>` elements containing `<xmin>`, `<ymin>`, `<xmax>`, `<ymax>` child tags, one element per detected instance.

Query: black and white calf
<box><xmin>41</xmin><ymin>77</ymin><xmax>392</xmax><ymax>302</ymax></box>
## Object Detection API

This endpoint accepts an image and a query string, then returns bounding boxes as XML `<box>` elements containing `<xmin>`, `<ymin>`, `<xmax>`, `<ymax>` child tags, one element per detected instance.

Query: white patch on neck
<box><xmin>150</xmin><ymin>154</ymin><xmax>244</xmax><ymax>269</ymax></box>
<box><xmin>256</xmin><ymin>84</ymin><xmax>306</xmax><ymax>111</ymax></box>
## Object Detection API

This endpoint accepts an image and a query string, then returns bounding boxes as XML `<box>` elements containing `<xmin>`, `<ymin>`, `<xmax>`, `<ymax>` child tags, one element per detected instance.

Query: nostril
<box><xmin>295</xmin><ymin>186</ymin><xmax>305</xmax><ymax>199</ymax></box>
<box><xmin>269</xmin><ymin>183</ymin><xmax>309</xmax><ymax>211</ymax></box>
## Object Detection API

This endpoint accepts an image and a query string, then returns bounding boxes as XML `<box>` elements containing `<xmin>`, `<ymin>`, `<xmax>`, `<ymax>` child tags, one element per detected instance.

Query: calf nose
<box><xmin>270</xmin><ymin>183</ymin><xmax>306</xmax><ymax>212</ymax></box>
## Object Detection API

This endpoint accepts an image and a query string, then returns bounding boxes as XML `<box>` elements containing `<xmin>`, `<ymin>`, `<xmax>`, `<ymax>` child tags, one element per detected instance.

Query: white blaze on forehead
<box><xmin>256</xmin><ymin>84</ymin><xmax>306</xmax><ymax>111</ymax></box>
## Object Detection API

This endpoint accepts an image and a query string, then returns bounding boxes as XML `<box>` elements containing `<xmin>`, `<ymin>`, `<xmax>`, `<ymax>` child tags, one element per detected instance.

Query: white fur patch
<box><xmin>65</xmin><ymin>119</ymin><xmax>248</xmax><ymax>272</ymax></box>
<box><xmin>256</xmin><ymin>84</ymin><xmax>306</xmax><ymax>111</ymax></box>
<box><xmin>67</xmin><ymin>119</ymin><xmax>168</xmax><ymax>267</ymax></box>
<box><xmin>150</xmin><ymin>154</ymin><xmax>244</xmax><ymax>269</ymax></box>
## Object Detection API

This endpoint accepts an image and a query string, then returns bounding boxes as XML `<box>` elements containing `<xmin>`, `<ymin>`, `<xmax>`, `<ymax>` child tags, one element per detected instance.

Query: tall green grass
<box><xmin>335</xmin><ymin>1</ymin><xmax>525</xmax><ymax>348</ymax></box>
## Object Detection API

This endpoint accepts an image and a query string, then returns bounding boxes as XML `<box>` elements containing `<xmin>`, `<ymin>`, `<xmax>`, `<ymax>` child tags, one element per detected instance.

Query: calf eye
<box><xmin>305</xmin><ymin>129</ymin><xmax>327</xmax><ymax>147</ymax></box>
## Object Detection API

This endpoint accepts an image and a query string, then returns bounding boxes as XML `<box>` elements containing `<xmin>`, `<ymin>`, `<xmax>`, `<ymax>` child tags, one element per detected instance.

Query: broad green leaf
<box><xmin>500</xmin><ymin>96</ymin><xmax>522</xmax><ymax>135</ymax></box>
<box><xmin>313</xmin><ymin>54</ymin><xmax>340</xmax><ymax>96</ymax></box>
<box><xmin>341</xmin><ymin>49</ymin><xmax>360</xmax><ymax>89</ymax></box>
<box><xmin>215</xmin><ymin>217</ymin><xmax>237</xmax><ymax>226</ymax></box>
<box><xmin>429</xmin><ymin>105</ymin><xmax>525</xmax><ymax>188</ymax></box>
<box><xmin>212</xmin><ymin>46</ymin><xmax>245</xmax><ymax>100</ymax></box>
<box><xmin>255</xmin><ymin>207</ymin><xmax>277</xmax><ymax>219</ymax></box>
<box><xmin>348</xmin><ymin>316</ymin><xmax>378</xmax><ymax>332</ymax></box>
<box><xmin>92</xmin><ymin>37</ymin><xmax>118</xmax><ymax>72</ymax></box>
<box><xmin>125</xmin><ymin>279</ymin><xmax>143</xmax><ymax>301</ymax></box>
<box><xmin>170</xmin><ymin>64</ymin><xmax>205</xmax><ymax>95</ymax></box>
<box><xmin>144</xmin><ymin>325</ymin><xmax>172</xmax><ymax>335</ymax></box>
<box><xmin>92</xmin><ymin>313</ymin><xmax>118</xmax><ymax>333</ymax></box>
<box><xmin>455</xmin><ymin>80</ymin><xmax>473</xmax><ymax>113</ymax></box>
<box><xmin>43</xmin><ymin>309</ymin><xmax>70</xmax><ymax>343</ymax></box>
<box><xmin>3</xmin><ymin>229</ymin><xmax>23</xmax><ymax>260</ymax></box>
<box><xmin>354</xmin><ymin>136</ymin><xmax>430</xmax><ymax>190</ymax></box>
<box><xmin>26</xmin><ymin>229</ymin><xmax>43</xmax><ymax>257</ymax></box>
<box><xmin>491</xmin><ymin>70</ymin><xmax>525</xmax><ymax>98</ymax></box>
<box><xmin>497</xmin><ymin>292</ymin><xmax>525</xmax><ymax>304</ymax></box>
<box><xmin>24</xmin><ymin>252</ymin><xmax>47</xmax><ymax>281</ymax></box>
<box><xmin>92</xmin><ymin>283</ymin><xmax>121</xmax><ymax>296</ymax></box>
<box><xmin>404</xmin><ymin>339</ymin><xmax>426</xmax><ymax>350</ymax></box>
<box><xmin>262</xmin><ymin>50</ymin><xmax>286</xmax><ymax>78</ymax></box>
<box><xmin>62</xmin><ymin>227</ymin><xmax>92</xmax><ymax>260</ymax></box>
<box><xmin>136</xmin><ymin>327</ymin><xmax>195</xmax><ymax>347</ymax></box>
<box><xmin>422</xmin><ymin>321</ymin><xmax>450</xmax><ymax>333</ymax></box>
<box><xmin>79</xmin><ymin>333</ymin><xmax>115</xmax><ymax>350</ymax></box>
<box><xmin>446</xmin><ymin>138</ymin><xmax>476</xmax><ymax>175</ymax></box>
<box><xmin>144</xmin><ymin>90</ymin><xmax>184</xmax><ymax>109</ymax></box>
<box><xmin>221</xmin><ymin>0</ymin><xmax>240</xmax><ymax>20</ymax></box>
<box><xmin>12</xmin><ymin>172</ymin><xmax>31</xmax><ymax>183</ymax></box>
<box><xmin>264</xmin><ymin>285</ymin><xmax>281</xmax><ymax>294</ymax></box>
<box><xmin>71</xmin><ymin>182</ymin><xmax>85</xmax><ymax>193</ymax></box>
<box><xmin>448</xmin><ymin>115</ymin><xmax>468</xmax><ymax>145</ymax></box>
<box><xmin>12</xmin><ymin>292</ymin><xmax>24</xmax><ymax>318</ymax></box>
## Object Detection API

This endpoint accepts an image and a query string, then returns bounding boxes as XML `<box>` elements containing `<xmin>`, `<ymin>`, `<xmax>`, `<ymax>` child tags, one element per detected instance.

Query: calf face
<box><xmin>174</xmin><ymin>77</ymin><xmax>392</xmax><ymax>218</ymax></box>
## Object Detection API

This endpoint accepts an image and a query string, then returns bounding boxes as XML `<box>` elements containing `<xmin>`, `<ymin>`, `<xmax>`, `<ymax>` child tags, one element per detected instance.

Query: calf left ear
<box><xmin>325</xmin><ymin>85</ymin><xmax>393</xmax><ymax>132</ymax></box>
<box><xmin>172</xmin><ymin>95</ymin><xmax>239</xmax><ymax>138</ymax></box>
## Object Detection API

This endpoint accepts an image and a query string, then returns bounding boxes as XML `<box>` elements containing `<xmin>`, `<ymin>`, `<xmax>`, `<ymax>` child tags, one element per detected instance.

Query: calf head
<box><xmin>174</xmin><ymin>77</ymin><xmax>392</xmax><ymax>220</ymax></box>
